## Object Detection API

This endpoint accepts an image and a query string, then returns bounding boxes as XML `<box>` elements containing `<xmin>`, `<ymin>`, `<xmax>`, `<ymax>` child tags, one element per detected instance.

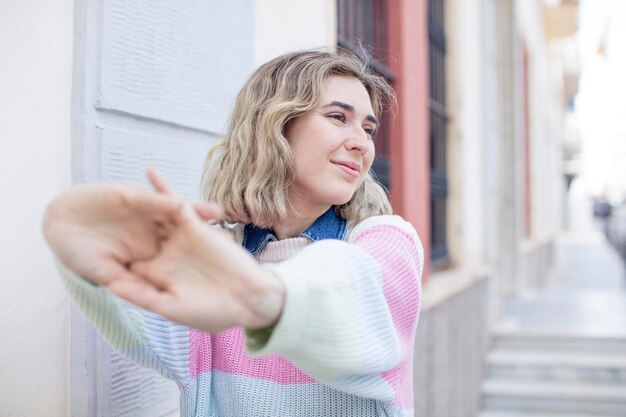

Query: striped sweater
<box><xmin>60</xmin><ymin>212</ymin><xmax>423</xmax><ymax>416</ymax></box>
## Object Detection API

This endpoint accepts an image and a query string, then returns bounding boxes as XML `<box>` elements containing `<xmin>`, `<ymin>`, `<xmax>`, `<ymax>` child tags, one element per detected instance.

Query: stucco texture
<box><xmin>0</xmin><ymin>1</ymin><xmax>73</xmax><ymax>416</ymax></box>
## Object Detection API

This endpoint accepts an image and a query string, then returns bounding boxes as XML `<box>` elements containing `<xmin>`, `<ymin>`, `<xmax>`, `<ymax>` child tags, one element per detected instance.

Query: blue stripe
<box><xmin>179</xmin><ymin>371</ymin><xmax>411</xmax><ymax>417</ymax></box>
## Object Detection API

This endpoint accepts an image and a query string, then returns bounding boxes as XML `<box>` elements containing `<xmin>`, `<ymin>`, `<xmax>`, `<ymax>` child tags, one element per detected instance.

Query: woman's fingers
<box><xmin>192</xmin><ymin>202</ymin><xmax>224</xmax><ymax>223</ymax></box>
<box><xmin>147</xmin><ymin>168</ymin><xmax>221</xmax><ymax>226</ymax></box>
<box><xmin>147</xmin><ymin>167</ymin><xmax>178</xmax><ymax>196</ymax></box>
<box><xmin>145</xmin><ymin>168</ymin><xmax>184</xmax><ymax>225</ymax></box>
<box><xmin>97</xmin><ymin>259</ymin><xmax>147</xmax><ymax>287</ymax></box>
<box><xmin>128</xmin><ymin>259</ymin><xmax>171</xmax><ymax>289</ymax></box>
<box><xmin>122</xmin><ymin>186</ymin><xmax>180</xmax><ymax>220</ymax></box>
<box><xmin>108</xmin><ymin>275</ymin><xmax>173</xmax><ymax>316</ymax></box>
<box><xmin>146</xmin><ymin>168</ymin><xmax>224</xmax><ymax>224</ymax></box>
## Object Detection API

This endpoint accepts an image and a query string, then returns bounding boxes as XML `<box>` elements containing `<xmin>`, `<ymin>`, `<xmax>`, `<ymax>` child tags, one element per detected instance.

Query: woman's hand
<box><xmin>107</xmin><ymin>172</ymin><xmax>285</xmax><ymax>334</ymax></box>
<box><xmin>43</xmin><ymin>175</ymin><xmax>222</xmax><ymax>287</ymax></box>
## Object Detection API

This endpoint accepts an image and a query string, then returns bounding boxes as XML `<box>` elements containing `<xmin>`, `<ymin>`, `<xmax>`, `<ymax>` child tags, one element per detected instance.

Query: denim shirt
<box><xmin>242</xmin><ymin>207</ymin><xmax>348</xmax><ymax>255</ymax></box>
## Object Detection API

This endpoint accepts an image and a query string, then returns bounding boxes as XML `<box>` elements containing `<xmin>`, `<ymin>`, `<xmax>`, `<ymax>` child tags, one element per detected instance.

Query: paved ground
<box><xmin>500</xmin><ymin>226</ymin><xmax>626</xmax><ymax>336</ymax></box>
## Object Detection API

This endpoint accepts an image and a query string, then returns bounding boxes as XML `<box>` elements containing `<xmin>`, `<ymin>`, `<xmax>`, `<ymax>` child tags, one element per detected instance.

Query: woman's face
<box><xmin>285</xmin><ymin>75</ymin><xmax>378</xmax><ymax>213</ymax></box>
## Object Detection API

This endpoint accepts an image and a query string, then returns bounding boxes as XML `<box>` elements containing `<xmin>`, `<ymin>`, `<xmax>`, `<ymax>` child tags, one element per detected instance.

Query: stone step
<box><xmin>481</xmin><ymin>380</ymin><xmax>626</xmax><ymax>415</ymax></box>
<box><xmin>478</xmin><ymin>411</ymin><xmax>612</xmax><ymax>417</ymax></box>
<box><xmin>492</xmin><ymin>329</ymin><xmax>626</xmax><ymax>353</ymax></box>
<box><xmin>486</xmin><ymin>350</ymin><xmax>626</xmax><ymax>383</ymax></box>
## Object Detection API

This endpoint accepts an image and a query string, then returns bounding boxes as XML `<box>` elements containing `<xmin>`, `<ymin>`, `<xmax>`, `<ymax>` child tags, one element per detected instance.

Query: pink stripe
<box><xmin>354</xmin><ymin>224</ymin><xmax>422</xmax><ymax>407</ymax></box>
<box><xmin>189</xmin><ymin>329</ymin><xmax>212</xmax><ymax>379</ymax></box>
<box><xmin>190</xmin><ymin>327</ymin><xmax>314</xmax><ymax>384</ymax></box>
<box><xmin>212</xmin><ymin>328</ymin><xmax>315</xmax><ymax>384</ymax></box>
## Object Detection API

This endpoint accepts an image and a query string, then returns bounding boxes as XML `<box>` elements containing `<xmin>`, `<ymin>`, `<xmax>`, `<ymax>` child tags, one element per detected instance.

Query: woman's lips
<box><xmin>332</xmin><ymin>161</ymin><xmax>361</xmax><ymax>178</ymax></box>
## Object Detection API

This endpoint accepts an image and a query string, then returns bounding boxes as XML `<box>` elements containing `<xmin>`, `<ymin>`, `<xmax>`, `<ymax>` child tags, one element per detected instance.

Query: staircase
<box><xmin>478</xmin><ymin>329</ymin><xmax>626</xmax><ymax>417</ymax></box>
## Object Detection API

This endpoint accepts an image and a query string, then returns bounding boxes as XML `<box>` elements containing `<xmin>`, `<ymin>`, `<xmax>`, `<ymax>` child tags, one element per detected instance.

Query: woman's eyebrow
<box><xmin>322</xmin><ymin>101</ymin><xmax>379</xmax><ymax>127</ymax></box>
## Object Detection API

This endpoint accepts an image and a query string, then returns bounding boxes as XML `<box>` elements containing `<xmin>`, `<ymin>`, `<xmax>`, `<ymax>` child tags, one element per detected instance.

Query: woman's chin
<box><xmin>329</xmin><ymin>192</ymin><xmax>357</xmax><ymax>206</ymax></box>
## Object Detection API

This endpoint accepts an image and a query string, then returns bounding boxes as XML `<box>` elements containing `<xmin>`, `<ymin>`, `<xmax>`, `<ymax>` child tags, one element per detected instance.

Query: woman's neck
<box><xmin>271</xmin><ymin>204</ymin><xmax>330</xmax><ymax>240</ymax></box>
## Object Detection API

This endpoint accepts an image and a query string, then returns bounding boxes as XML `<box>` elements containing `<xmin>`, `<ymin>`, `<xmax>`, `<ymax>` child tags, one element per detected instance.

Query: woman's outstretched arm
<box><xmin>107</xmin><ymin>196</ymin><xmax>286</xmax><ymax>334</ymax></box>
<box><xmin>42</xmin><ymin>178</ymin><xmax>222</xmax><ymax>287</ymax></box>
<box><xmin>42</xmin><ymin>176</ymin><xmax>222</xmax><ymax>384</ymax></box>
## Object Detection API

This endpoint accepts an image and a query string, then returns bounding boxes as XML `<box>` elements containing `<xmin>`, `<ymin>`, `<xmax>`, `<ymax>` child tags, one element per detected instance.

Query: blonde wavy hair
<box><xmin>201</xmin><ymin>49</ymin><xmax>394</xmax><ymax>228</ymax></box>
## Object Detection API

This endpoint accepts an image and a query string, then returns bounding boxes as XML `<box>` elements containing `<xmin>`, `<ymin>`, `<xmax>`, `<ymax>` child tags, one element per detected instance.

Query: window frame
<box><xmin>337</xmin><ymin>0</ymin><xmax>395</xmax><ymax>191</ymax></box>
<box><xmin>427</xmin><ymin>0</ymin><xmax>450</xmax><ymax>266</ymax></box>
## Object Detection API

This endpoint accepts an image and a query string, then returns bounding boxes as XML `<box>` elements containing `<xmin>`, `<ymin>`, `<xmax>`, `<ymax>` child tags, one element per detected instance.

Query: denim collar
<box><xmin>242</xmin><ymin>207</ymin><xmax>347</xmax><ymax>255</ymax></box>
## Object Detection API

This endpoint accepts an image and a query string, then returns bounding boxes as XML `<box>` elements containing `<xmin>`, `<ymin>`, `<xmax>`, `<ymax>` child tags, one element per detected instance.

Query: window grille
<box><xmin>337</xmin><ymin>0</ymin><xmax>394</xmax><ymax>191</ymax></box>
<box><xmin>428</xmin><ymin>0</ymin><xmax>449</xmax><ymax>264</ymax></box>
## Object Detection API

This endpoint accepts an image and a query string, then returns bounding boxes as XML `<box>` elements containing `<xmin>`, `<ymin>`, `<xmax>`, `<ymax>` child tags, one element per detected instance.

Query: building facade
<box><xmin>0</xmin><ymin>1</ymin><xmax>566</xmax><ymax>416</ymax></box>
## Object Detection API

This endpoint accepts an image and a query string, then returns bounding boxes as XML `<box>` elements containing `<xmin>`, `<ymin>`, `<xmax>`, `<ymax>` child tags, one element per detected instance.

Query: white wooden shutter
<box><xmin>71</xmin><ymin>1</ymin><xmax>254</xmax><ymax>416</ymax></box>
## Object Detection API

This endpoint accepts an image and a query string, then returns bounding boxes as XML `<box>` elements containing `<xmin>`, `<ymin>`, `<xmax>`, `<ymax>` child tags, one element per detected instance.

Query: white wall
<box><xmin>516</xmin><ymin>0</ymin><xmax>563</xmax><ymax>243</ymax></box>
<box><xmin>447</xmin><ymin>0</ymin><xmax>487</xmax><ymax>268</ymax></box>
<box><xmin>0</xmin><ymin>1</ymin><xmax>73</xmax><ymax>416</ymax></box>
<box><xmin>254</xmin><ymin>0</ymin><xmax>336</xmax><ymax>66</ymax></box>
<box><xmin>0</xmin><ymin>2</ymin><xmax>336</xmax><ymax>415</ymax></box>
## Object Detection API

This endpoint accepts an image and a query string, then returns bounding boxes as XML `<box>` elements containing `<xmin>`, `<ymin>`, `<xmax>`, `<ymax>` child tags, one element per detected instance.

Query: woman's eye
<box><xmin>328</xmin><ymin>113</ymin><xmax>345</xmax><ymax>122</ymax></box>
<box><xmin>363</xmin><ymin>126</ymin><xmax>376</xmax><ymax>136</ymax></box>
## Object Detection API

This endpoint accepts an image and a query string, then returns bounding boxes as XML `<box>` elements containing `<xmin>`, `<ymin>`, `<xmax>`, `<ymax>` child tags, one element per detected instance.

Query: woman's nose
<box><xmin>345</xmin><ymin>129</ymin><xmax>373</xmax><ymax>154</ymax></box>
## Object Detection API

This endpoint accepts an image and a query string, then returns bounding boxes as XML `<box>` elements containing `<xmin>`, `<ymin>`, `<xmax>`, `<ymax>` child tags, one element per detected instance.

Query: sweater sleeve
<box><xmin>245</xmin><ymin>215</ymin><xmax>423</xmax><ymax>402</ymax></box>
<box><xmin>58</xmin><ymin>262</ymin><xmax>194</xmax><ymax>386</ymax></box>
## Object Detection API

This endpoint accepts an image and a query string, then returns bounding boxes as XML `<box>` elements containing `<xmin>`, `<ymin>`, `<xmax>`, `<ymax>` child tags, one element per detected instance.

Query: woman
<box><xmin>44</xmin><ymin>49</ymin><xmax>423</xmax><ymax>416</ymax></box>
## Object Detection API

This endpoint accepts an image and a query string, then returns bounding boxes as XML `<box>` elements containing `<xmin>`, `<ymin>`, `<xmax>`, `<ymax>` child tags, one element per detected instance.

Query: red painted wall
<box><xmin>388</xmin><ymin>0</ymin><xmax>431</xmax><ymax>280</ymax></box>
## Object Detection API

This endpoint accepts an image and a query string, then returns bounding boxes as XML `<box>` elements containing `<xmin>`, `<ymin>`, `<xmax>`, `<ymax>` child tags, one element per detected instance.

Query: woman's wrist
<box><xmin>241</xmin><ymin>268</ymin><xmax>285</xmax><ymax>330</ymax></box>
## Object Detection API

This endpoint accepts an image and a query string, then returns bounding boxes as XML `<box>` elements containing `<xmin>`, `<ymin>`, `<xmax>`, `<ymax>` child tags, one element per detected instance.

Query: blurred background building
<box><xmin>2</xmin><ymin>0</ymin><xmax>625</xmax><ymax>416</ymax></box>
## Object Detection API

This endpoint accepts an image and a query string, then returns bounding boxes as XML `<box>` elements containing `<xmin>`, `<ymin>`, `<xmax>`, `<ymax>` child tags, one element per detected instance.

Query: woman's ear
<box><xmin>282</xmin><ymin>116</ymin><xmax>296</xmax><ymax>140</ymax></box>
